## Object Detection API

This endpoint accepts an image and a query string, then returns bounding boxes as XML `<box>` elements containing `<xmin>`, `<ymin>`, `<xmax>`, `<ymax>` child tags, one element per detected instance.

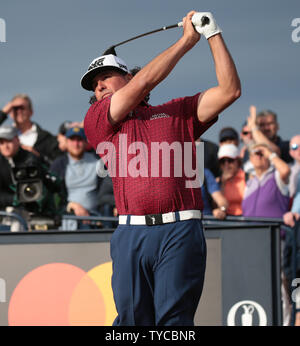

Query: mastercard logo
<box><xmin>8</xmin><ymin>262</ymin><xmax>117</xmax><ymax>326</ymax></box>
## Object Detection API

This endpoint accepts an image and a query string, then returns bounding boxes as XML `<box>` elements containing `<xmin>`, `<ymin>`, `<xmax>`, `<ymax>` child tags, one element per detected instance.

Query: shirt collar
<box><xmin>252</xmin><ymin>165</ymin><xmax>274</xmax><ymax>180</ymax></box>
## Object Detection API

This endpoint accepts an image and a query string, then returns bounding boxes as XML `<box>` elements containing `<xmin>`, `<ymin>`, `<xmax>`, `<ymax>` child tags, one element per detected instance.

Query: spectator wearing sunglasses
<box><xmin>242</xmin><ymin>143</ymin><xmax>290</xmax><ymax>218</ymax></box>
<box><xmin>217</xmin><ymin>144</ymin><xmax>246</xmax><ymax>215</ymax></box>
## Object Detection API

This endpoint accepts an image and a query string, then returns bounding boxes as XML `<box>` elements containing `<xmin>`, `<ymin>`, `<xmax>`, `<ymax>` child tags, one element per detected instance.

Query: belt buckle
<box><xmin>145</xmin><ymin>214</ymin><xmax>163</xmax><ymax>226</ymax></box>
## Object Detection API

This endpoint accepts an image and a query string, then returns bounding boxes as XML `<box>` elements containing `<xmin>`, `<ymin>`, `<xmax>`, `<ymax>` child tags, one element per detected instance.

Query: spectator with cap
<box><xmin>0</xmin><ymin>94</ymin><xmax>61</xmax><ymax>166</ymax></box>
<box><xmin>57</xmin><ymin>121</ymin><xmax>73</xmax><ymax>153</ymax></box>
<box><xmin>0</xmin><ymin>126</ymin><xmax>35</xmax><ymax>210</ymax></box>
<box><xmin>219</xmin><ymin>126</ymin><xmax>239</xmax><ymax>147</ymax></box>
<box><xmin>0</xmin><ymin>125</ymin><xmax>61</xmax><ymax>228</ymax></box>
<box><xmin>242</xmin><ymin>143</ymin><xmax>290</xmax><ymax>218</ymax></box>
<box><xmin>217</xmin><ymin>143</ymin><xmax>246</xmax><ymax>215</ymax></box>
<box><xmin>50</xmin><ymin>126</ymin><xmax>103</xmax><ymax>228</ymax></box>
<box><xmin>57</xmin><ymin>120</ymin><xmax>96</xmax><ymax>156</ymax></box>
<box><xmin>247</xmin><ymin>105</ymin><xmax>293</xmax><ymax>164</ymax></box>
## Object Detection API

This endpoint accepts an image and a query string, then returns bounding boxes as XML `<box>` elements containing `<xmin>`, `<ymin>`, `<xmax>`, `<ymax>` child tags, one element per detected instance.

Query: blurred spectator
<box><xmin>219</xmin><ymin>127</ymin><xmax>239</xmax><ymax>146</ymax></box>
<box><xmin>242</xmin><ymin>143</ymin><xmax>290</xmax><ymax>218</ymax></box>
<box><xmin>57</xmin><ymin>121</ymin><xmax>73</xmax><ymax>153</ymax></box>
<box><xmin>0</xmin><ymin>126</ymin><xmax>33</xmax><ymax>209</ymax></box>
<box><xmin>1</xmin><ymin>94</ymin><xmax>61</xmax><ymax>165</ymax></box>
<box><xmin>201</xmin><ymin>168</ymin><xmax>228</xmax><ymax>220</ymax></box>
<box><xmin>239</xmin><ymin>121</ymin><xmax>255</xmax><ymax>177</ymax></box>
<box><xmin>196</xmin><ymin>138</ymin><xmax>219</xmax><ymax>178</ymax></box>
<box><xmin>283</xmin><ymin>212</ymin><xmax>300</xmax><ymax>228</ymax></box>
<box><xmin>0</xmin><ymin>126</ymin><xmax>62</xmax><ymax>229</ymax></box>
<box><xmin>288</xmin><ymin>135</ymin><xmax>300</xmax><ymax>212</ymax></box>
<box><xmin>217</xmin><ymin>144</ymin><xmax>246</xmax><ymax>216</ymax></box>
<box><xmin>57</xmin><ymin>120</ymin><xmax>96</xmax><ymax>156</ymax></box>
<box><xmin>282</xmin><ymin>212</ymin><xmax>300</xmax><ymax>326</ymax></box>
<box><xmin>50</xmin><ymin>126</ymin><xmax>103</xmax><ymax>228</ymax></box>
<box><xmin>247</xmin><ymin>105</ymin><xmax>293</xmax><ymax>163</ymax></box>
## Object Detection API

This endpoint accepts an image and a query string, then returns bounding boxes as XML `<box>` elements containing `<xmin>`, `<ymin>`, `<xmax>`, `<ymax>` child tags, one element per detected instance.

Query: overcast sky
<box><xmin>1</xmin><ymin>0</ymin><xmax>299</xmax><ymax>144</ymax></box>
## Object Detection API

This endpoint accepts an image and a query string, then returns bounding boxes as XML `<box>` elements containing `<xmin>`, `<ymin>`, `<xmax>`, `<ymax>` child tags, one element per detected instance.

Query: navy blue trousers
<box><xmin>110</xmin><ymin>218</ymin><xmax>206</xmax><ymax>326</ymax></box>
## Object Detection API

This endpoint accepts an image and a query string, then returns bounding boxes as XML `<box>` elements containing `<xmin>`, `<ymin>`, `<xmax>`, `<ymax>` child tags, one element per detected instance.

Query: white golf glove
<box><xmin>192</xmin><ymin>12</ymin><xmax>222</xmax><ymax>39</ymax></box>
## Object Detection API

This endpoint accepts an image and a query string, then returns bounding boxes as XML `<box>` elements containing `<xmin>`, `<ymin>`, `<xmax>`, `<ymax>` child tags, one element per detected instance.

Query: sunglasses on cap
<box><xmin>290</xmin><ymin>143</ymin><xmax>299</xmax><ymax>151</ymax></box>
<box><xmin>219</xmin><ymin>157</ymin><xmax>235</xmax><ymax>164</ymax></box>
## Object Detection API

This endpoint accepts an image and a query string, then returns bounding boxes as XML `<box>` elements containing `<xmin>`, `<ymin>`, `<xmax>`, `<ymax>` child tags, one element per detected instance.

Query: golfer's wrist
<box><xmin>178</xmin><ymin>35</ymin><xmax>198</xmax><ymax>52</ymax></box>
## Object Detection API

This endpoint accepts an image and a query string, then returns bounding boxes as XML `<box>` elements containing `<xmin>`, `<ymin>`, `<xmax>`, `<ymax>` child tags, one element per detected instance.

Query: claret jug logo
<box><xmin>227</xmin><ymin>300</ymin><xmax>267</xmax><ymax>326</ymax></box>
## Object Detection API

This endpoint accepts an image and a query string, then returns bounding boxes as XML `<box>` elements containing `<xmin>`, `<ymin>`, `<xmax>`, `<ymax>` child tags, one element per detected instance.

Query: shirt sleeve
<box><xmin>179</xmin><ymin>93</ymin><xmax>218</xmax><ymax>140</ymax></box>
<box><xmin>205</xmin><ymin>168</ymin><xmax>220</xmax><ymax>194</ymax></box>
<box><xmin>274</xmin><ymin>169</ymin><xmax>289</xmax><ymax>196</ymax></box>
<box><xmin>84</xmin><ymin>97</ymin><xmax>122</xmax><ymax>151</ymax></box>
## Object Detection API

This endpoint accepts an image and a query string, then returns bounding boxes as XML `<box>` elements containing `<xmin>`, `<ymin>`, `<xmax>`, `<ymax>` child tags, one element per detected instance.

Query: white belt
<box><xmin>119</xmin><ymin>210</ymin><xmax>202</xmax><ymax>226</ymax></box>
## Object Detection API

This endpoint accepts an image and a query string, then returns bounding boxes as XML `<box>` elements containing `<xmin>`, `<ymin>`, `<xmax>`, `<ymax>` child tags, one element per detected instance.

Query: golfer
<box><xmin>82</xmin><ymin>11</ymin><xmax>241</xmax><ymax>325</ymax></box>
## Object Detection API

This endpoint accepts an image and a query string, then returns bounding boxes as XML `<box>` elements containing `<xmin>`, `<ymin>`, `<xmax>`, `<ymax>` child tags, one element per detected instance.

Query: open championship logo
<box><xmin>227</xmin><ymin>300</ymin><xmax>267</xmax><ymax>326</ymax></box>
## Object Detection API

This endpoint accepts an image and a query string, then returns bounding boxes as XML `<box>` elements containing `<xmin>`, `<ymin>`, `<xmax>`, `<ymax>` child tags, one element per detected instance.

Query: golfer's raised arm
<box><xmin>195</xmin><ymin>13</ymin><xmax>241</xmax><ymax>123</ymax></box>
<box><xmin>110</xmin><ymin>11</ymin><xmax>200</xmax><ymax>124</ymax></box>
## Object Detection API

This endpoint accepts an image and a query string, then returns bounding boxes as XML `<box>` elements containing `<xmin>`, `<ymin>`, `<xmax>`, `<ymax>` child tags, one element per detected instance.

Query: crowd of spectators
<box><xmin>0</xmin><ymin>94</ymin><xmax>299</xmax><ymax>227</ymax></box>
<box><xmin>1</xmin><ymin>93</ymin><xmax>300</xmax><ymax>324</ymax></box>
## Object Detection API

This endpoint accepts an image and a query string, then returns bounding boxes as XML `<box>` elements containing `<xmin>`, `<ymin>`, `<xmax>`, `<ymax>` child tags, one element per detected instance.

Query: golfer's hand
<box><xmin>192</xmin><ymin>12</ymin><xmax>222</xmax><ymax>40</ymax></box>
<box><xmin>182</xmin><ymin>11</ymin><xmax>200</xmax><ymax>47</ymax></box>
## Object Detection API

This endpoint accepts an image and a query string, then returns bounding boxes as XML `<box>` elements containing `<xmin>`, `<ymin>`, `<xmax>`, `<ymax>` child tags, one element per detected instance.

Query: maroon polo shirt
<box><xmin>84</xmin><ymin>93</ymin><xmax>217</xmax><ymax>215</ymax></box>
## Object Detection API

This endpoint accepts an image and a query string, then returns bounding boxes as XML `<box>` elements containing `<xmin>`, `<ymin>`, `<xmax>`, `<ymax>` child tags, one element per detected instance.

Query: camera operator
<box><xmin>0</xmin><ymin>126</ymin><xmax>64</xmax><ymax>230</ymax></box>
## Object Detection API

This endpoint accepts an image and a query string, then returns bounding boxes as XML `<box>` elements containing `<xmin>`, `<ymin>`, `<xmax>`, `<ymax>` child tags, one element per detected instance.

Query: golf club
<box><xmin>103</xmin><ymin>13</ymin><xmax>210</xmax><ymax>55</ymax></box>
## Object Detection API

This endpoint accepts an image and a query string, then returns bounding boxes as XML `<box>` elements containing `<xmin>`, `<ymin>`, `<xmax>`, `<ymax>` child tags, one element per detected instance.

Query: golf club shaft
<box><xmin>113</xmin><ymin>22</ymin><xmax>181</xmax><ymax>49</ymax></box>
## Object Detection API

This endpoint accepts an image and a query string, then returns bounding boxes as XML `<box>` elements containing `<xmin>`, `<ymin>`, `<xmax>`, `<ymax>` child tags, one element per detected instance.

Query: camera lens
<box><xmin>24</xmin><ymin>184</ymin><xmax>38</xmax><ymax>199</ymax></box>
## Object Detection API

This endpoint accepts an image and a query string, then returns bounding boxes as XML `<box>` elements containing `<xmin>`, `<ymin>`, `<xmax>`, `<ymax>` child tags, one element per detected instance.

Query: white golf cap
<box><xmin>80</xmin><ymin>54</ymin><xmax>129</xmax><ymax>91</ymax></box>
<box><xmin>218</xmin><ymin>144</ymin><xmax>240</xmax><ymax>159</ymax></box>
